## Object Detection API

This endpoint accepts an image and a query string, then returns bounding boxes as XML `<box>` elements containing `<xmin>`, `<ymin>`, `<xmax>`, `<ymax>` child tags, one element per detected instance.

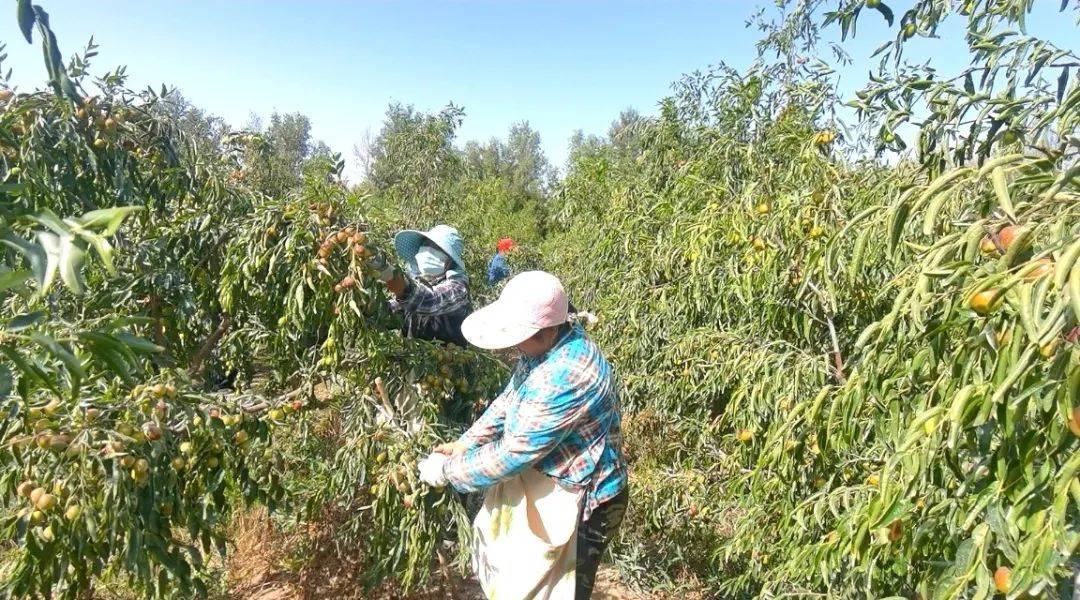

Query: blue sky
<box><xmin>1</xmin><ymin>2</ymin><xmax>1076</xmax><ymax>181</ymax></box>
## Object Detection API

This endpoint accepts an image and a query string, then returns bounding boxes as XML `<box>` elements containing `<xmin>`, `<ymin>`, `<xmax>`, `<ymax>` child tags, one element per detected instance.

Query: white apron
<box><xmin>472</xmin><ymin>468</ymin><xmax>586</xmax><ymax>600</ymax></box>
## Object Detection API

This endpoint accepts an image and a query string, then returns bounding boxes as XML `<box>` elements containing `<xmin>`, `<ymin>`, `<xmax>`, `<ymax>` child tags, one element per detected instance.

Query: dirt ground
<box><xmin>230</xmin><ymin>566</ymin><xmax>643</xmax><ymax>600</ymax></box>
<box><xmin>227</xmin><ymin>509</ymin><xmax>649</xmax><ymax>600</ymax></box>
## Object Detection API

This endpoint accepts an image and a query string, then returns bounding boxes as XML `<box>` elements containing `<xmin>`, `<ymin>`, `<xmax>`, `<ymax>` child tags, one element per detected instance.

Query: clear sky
<box><xmin>1</xmin><ymin>2</ymin><xmax>1076</xmax><ymax>181</ymax></box>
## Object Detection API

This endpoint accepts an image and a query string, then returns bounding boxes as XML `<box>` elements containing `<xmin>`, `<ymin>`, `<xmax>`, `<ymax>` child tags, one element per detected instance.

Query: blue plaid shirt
<box><xmin>444</xmin><ymin>324</ymin><xmax>627</xmax><ymax>518</ymax></box>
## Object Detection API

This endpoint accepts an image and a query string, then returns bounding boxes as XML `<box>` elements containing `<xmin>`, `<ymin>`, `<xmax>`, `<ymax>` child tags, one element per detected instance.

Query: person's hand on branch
<box><xmin>369</xmin><ymin>250</ymin><xmax>406</xmax><ymax>296</ymax></box>
<box><xmin>418</xmin><ymin>452</ymin><xmax>449</xmax><ymax>487</ymax></box>
<box><xmin>434</xmin><ymin>441</ymin><xmax>468</xmax><ymax>457</ymax></box>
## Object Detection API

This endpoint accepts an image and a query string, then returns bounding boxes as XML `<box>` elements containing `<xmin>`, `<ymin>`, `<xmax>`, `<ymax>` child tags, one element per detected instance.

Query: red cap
<box><xmin>497</xmin><ymin>238</ymin><xmax>516</xmax><ymax>253</ymax></box>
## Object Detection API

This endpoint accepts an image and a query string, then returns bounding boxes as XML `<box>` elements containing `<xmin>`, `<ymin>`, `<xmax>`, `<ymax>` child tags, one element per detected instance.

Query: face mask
<box><xmin>414</xmin><ymin>246</ymin><xmax>450</xmax><ymax>278</ymax></box>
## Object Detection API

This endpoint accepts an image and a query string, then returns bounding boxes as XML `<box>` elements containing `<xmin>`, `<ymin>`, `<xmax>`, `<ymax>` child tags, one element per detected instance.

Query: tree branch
<box><xmin>807</xmin><ymin>282</ymin><xmax>846</xmax><ymax>384</ymax></box>
<box><xmin>187</xmin><ymin>313</ymin><xmax>231</xmax><ymax>378</ymax></box>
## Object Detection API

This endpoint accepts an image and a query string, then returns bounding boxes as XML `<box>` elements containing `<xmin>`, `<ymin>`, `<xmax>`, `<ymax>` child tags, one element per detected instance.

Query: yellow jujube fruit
<box><xmin>968</xmin><ymin>290</ymin><xmax>1001</xmax><ymax>315</ymax></box>
<box><xmin>35</xmin><ymin>493</ymin><xmax>58</xmax><ymax>511</ymax></box>
<box><xmin>29</xmin><ymin>487</ymin><xmax>46</xmax><ymax>505</ymax></box>
<box><xmin>993</xmin><ymin>567</ymin><xmax>1011</xmax><ymax>594</ymax></box>
<box><xmin>1068</xmin><ymin>407</ymin><xmax>1080</xmax><ymax>438</ymax></box>
<box><xmin>922</xmin><ymin>417</ymin><xmax>937</xmax><ymax>435</ymax></box>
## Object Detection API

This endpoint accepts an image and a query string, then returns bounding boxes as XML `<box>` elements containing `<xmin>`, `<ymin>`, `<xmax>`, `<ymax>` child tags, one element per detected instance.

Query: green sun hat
<box><xmin>393</xmin><ymin>224</ymin><xmax>468</xmax><ymax>276</ymax></box>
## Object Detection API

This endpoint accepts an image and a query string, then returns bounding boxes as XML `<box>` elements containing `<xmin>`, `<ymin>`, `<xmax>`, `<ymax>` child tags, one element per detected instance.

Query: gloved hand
<box><xmin>434</xmin><ymin>440</ymin><xmax>468</xmax><ymax>457</ymax></box>
<box><xmin>367</xmin><ymin>250</ymin><xmax>397</xmax><ymax>284</ymax></box>
<box><xmin>418</xmin><ymin>452</ymin><xmax>449</xmax><ymax>487</ymax></box>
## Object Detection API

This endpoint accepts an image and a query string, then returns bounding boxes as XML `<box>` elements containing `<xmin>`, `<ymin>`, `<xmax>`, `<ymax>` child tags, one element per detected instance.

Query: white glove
<box><xmin>418</xmin><ymin>452</ymin><xmax>449</xmax><ymax>487</ymax></box>
<box><xmin>578</xmin><ymin>311</ymin><xmax>599</xmax><ymax>327</ymax></box>
<box><xmin>367</xmin><ymin>252</ymin><xmax>397</xmax><ymax>283</ymax></box>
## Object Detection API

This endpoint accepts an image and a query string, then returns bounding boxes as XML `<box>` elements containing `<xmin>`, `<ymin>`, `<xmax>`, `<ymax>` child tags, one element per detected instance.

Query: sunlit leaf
<box><xmin>5</xmin><ymin>311</ymin><xmax>45</xmax><ymax>332</ymax></box>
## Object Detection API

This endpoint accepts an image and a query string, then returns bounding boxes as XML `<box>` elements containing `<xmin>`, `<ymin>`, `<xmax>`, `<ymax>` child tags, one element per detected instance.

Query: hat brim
<box><xmin>393</xmin><ymin>230</ymin><xmax>427</xmax><ymax>263</ymax></box>
<box><xmin>461</xmin><ymin>302</ymin><xmax>539</xmax><ymax>350</ymax></box>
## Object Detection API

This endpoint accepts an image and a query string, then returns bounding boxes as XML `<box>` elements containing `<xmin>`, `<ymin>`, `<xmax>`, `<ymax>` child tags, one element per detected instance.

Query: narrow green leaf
<box><xmin>888</xmin><ymin>199</ymin><xmax>910</xmax><ymax>253</ymax></box>
<box><xmin>6</xmin><ymin>311</ymin><xmax>45</xmax><ymax>332</ymax></box>
<box><xmin>34</xmin><ymin>231</ymin><xmax>61</xmax><ymax>291</ymax></box>
<box><xmin>873</xmin><ymin>3</ymin><xmax>894</xmax><ymax>26</ymax></box>
<box><xmin>114</xmin><ymin>331</ymin><xmax>165</xmax><ymax>354</ymax></box>
<box><xmin>28</xmin><ymin>208</ymin><xmax>70</xmax><ymax>236</ymax></box>
<box><xmin>16</xmin><ymin>0</ymin><xmax>35</xmax><ymax>44</ymax></box>
<box><xmin>76</xmin><ymin>230</ymin><xmax>115</xmax><ymax>275</ymax></box>
<box><xmin>1</xmin><ymin>233</ymin><xmax>49</xmax><ymax>288</ymax></box>
<box><xmin>58</xmin><ymin>236</ymin><xmax>87</xmax><ymax>294</ymax></box>
<box><xmin>30</xmin><ymin>333</ymin><xmax>85</xmax><ymax>379</ymax></box>
<box><xmin>76</xmin><ymin>206</ymin><xmax>143</xmax><ymax>237</ymax></box>
<box><xmin>990</xmin><ymin>167</ymin><xmax>1015</xmax><ymax>219</ymax></box>
<box><xmin>0</xmin><ymin>364</ymin><xmax>12</xmax><ymax>399</ymax></box>
<box><xmin>0</xmin><ymin>268</ymin><xmax>32</xmax><ymax>294</ymax></box>
<box><xmin>0</xmin><ymin>344</ymin><xmax>58</xmax><ymax>394</ymax></box>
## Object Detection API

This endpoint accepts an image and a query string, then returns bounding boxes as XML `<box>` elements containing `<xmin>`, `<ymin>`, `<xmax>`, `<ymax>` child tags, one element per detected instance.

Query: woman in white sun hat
<box><xmin>417</xmin><ymin>271</ymin><xmax>628</xmax><ymax>600</ymax></box>
<box><xmin>373</xmin><ymin>224</ymin><xmax>472</xmax><ymax>347</ymax></box>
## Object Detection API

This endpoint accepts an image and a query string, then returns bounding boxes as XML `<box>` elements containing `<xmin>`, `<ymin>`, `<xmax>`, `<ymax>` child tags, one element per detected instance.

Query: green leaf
<box><xmin>872</xmin><ymin>3</ymin><xmax>894</xmax><ymax>26</ymax></box>
<box><xmin>0</xmin><ymin>364</ymin><xmax>11</xmax><ymax>399</ymax></box>
<box><xmin>30</xmin><ymin>333</ymin><xmax>85</xmax><ymax>379</ymax></box>
<box><xmin>57</xmin><ymin>68</ymin><xmax>81</xmax><ymax>104</ymax></box>
<box><xmin>57</xmin><ymin>235</ymin><xmax>88</xmax><ymax>294</ymax></box>
<box><xmin>887</xmin><ymin>199</ymin><xmax>910</xmax><ymax>253</ymax></box>
<box><xmin>16</xmin><ymin>0</ymin><xmax>35</xmax><ymax>44</ymax></box>
<box><xmin>6</xmin><ymin>311</ymin><xmax>45</xmax><ymax>332</ymax></box>
<box><xmin>1</xmin><ymin>233</ymin><xmax>49</xmax><ymax>288</ymax></box>
<box><xmin>104</xmin><ymin>316</ymin><xmax>155</xmax><ymax>330</ymax></box>
<box><xmin>83</xmin><ymin>342</ymin><xmax>131</xmax><ymax>380</ymax></box>
<box><xmin>75</xmin><ymin>230</ymin><xmax>115</xmax><ymax>275</ymax></box>
<box><xmin>0</xmin><ymin>268</ymin><xmax>32</xmax><ymax>294</ymax></box>
<box><xmin>28</xmin><ymin>208</ymin><xmax>71</xmax><ymax>237</ymax></box>
<box><xmin>34</xmin><ymin>231</ymin><xmax>61</xmax><ymax>291</ymax></box>
<box><xmin>0</xmin><ymin>344</ymin><xmax>58</xmax><ymax>395</ymax></box>
<box><xmin>0</xmin><ymin>182</ymin><xmax>27</xmax><ymax>196</ymax></box>
<box><xmin>76</xmin><ymin>206</ymin><xmax>143</xmax><ymax>237</ymax></box>
<box><xmin>990</xmin><ymin>167</ymin><xmax>1015</xmax><ymax>220</ymax></box>
<box><xmin>77</xmin><ymin>332</ymin><xmax>136</xmax><ymax>379</ymax></box>
<box><xmin>114</xmin><ymin>331</ymin><xmax>164</xmax><ymax>354</ymax></box>
<box><xmin>932</xmin><ymin>526</ymin><xmax>986</xmax><ymax>599</ymax></box>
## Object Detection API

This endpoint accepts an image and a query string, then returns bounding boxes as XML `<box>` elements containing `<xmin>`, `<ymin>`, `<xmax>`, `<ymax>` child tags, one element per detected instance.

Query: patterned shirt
<box><xmin>444</xmin><ymin>324</ymin><xmax>627</xmax><ymax>519</ymax></box>
<box><xmin>389</xmin><ymin>272</ymin><xmax>470</xmax><ymax>316</ymax></box>
<box><xmin>389</xmin><ymin>272</ymin><xmax>471</xmax><ymax>346</ymax></box>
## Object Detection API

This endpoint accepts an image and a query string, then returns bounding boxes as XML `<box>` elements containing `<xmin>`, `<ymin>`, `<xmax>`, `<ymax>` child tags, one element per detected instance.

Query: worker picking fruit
<box><xmin>418</xmin><ymin>271</ymin><xmax>628</xmax><ymax>600</ymax></box>
<box><xmin>371</xmin><ymin>224</ymin><xmax>473</xmax><ymax>347</ymax></box>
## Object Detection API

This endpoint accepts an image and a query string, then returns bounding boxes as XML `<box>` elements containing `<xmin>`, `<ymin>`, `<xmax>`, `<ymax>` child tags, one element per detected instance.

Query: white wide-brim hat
<box><xmin>462</xmin><ymin>271</ymin><xmax>569</xmax><ymax>350</ymax></box>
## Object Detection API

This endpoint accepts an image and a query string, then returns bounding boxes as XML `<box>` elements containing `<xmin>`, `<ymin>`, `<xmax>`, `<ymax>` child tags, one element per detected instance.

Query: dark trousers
<box><xmin>576</xmin><ymin>488</ymin><xmax>629</xmax><ymax>600</ymax></box>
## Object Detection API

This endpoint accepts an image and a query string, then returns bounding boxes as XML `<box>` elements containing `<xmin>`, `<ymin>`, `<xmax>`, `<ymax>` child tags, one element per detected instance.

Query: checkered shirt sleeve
<box><xmin>389</xmin><ymin>275</ymin><xmax>470</xmax><ymax>316</ymax></box>
<box><xmin>444</xmin><ymin>334</ymin><xmax>609</xmax><ymax>493</ymax></box>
